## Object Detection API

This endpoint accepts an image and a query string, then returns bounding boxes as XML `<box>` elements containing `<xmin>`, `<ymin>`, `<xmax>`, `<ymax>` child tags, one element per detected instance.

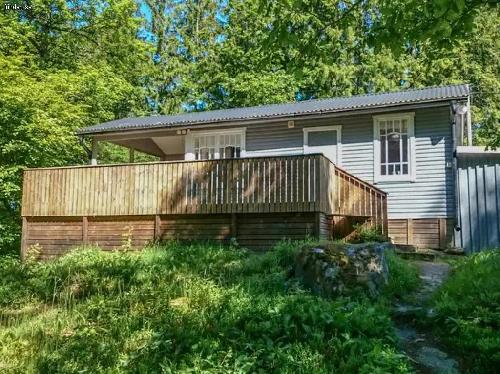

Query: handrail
<box><xmin>21</xmin><ymin>153</ymin><xmax>387</xmax><ymax>231</ymax></box>
<box><xmin>22</xmin><ymin>153</ymin><xmax>327</xmax><ymax>171</ymax></box>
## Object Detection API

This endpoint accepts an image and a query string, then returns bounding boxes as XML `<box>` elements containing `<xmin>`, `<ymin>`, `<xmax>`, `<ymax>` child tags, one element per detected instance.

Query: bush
<box><xmin>430</xmin><ymin>250</ymin><xmax>500</xmax><ymax>372</ymax></box>
<box><xmin>349</xmin><ymin>224</ymin><xmax>386</xmax><ymax>244</ymax></box>
<box><xmin>0</xmin><ymin>241</ymin><xmax>413</xmax><ymax>372</ymax></box>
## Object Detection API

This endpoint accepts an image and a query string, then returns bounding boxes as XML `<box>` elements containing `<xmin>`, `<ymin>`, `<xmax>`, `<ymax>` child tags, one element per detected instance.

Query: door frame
<box><xmin>303</xmin><ymin>125</ymin><xmax>342</xmax><ymax>166</ymax></box>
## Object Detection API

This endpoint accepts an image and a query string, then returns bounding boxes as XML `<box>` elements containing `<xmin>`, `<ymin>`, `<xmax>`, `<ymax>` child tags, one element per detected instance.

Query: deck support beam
<box><xmin>231</xmin><ymin>213</ymin><xmax>238</xmax><ymax>240</ymax></box>
<box><xmin>154</xmin><ymin>215</ymin><xmax>161</xmax><ymax>241</ymax></box>
<box><xmin>407</xmin><ymin>218</ymin><xmax>414</xmax><ymax>245</ymax></box>
<box><xmin>439</xmin><ymin>218</ymin><xmax>447</xmax><ymax>249</ymax></box>
<box><xmin>82</xmin><ymin>216</ymin><xmax>88</xmax><ymax>245</ymax></box>
<box><xmin>21</xmin><ymin>217</ymin><xmax>28</xmax><ymax>261</ymax></box>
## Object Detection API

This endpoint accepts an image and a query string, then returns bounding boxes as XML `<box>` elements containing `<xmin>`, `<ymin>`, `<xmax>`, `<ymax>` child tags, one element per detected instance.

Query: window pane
<box><xmin>402</xmin><ymin>119</ymin><xmax>408</xmax><ymax>133</ymax></box>
<box><xmin>403</xmin><ymin>164</ymin><xmax>408</xmax><ymax>174</ymax></box>
<box><xmin>395</xmin><ymin>164</ymin><xmax>401</xmax><ymax>175</ymax></box>
<box><xmin>200</xmin><ymin>149</ymin><xmax>208</xmax><ymax>160</ymax></box>
<box><xmin>393</xmin><ymin>119</ymin><xmax>400</xmax><ymax>133</ymax></box>
<box><xmin>379</xmin><ymin>124</ymin><xmax>386</xmax><ymax>135</ymax></box>
<box><xmin>308</xmin><ymin>130</ymin><xmax>337</xmax><ymax>146</ymax></box>
<box><xmin>381</xmin><ymin>165</ymin><xmax>386</xmax><ymax>175</ymax></box>
<box><xmin>402</xmin><ymin>135</ymin><xmax>408</xmax><ymax>162</ymax></box>
<box><xmin>381</xmin><ymin>136</ymin><xmax>386</xmax><ymax>163</ymax></box>
<box><xmin>388</xmin><ymin>135</ymin><xmax>400</xmax><ymax>162</ymax></box>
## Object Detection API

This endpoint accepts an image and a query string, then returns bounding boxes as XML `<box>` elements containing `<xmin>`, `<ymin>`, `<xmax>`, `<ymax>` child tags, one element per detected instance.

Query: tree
<box><xmin>0</xmin><ymin>0</ymin><xmax>150</xmax><ymax>253</ymax></box>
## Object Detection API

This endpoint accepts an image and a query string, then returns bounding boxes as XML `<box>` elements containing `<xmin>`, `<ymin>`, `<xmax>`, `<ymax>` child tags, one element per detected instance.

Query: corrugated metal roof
<box><xmin>78</xmin><ymin>84</ymin><xmax>470</xmax><ymax>135</ymax></box>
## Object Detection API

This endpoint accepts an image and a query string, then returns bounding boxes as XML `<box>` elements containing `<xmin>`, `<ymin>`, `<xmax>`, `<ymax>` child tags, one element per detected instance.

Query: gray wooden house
<box><xmin>22</xmin><ymin>83</ymin><xmax>498</xmax><ymax>258</ymax></box>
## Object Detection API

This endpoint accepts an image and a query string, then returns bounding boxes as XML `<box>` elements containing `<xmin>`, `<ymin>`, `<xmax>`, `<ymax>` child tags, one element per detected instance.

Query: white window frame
<box><xmin>373</xmin><ymin>112</ymin><xmax>416</xmax><ymax>183</ymax></box>
<box><xmin>303</xmin><ymin>125</ymin><xmax>342</xmax><ymax>166</ymax></box>
<box><xmin>185</xmin><ymin>127</ymin><xmax>246</xmax><ymax>161</ymax></box>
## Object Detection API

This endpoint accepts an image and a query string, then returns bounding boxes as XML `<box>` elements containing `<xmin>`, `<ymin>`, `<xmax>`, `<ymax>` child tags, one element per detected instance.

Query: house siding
<box><xmin>245</xmin><ymin>106</ymin><xmax>455</xmax><ymax>219</ymax></box>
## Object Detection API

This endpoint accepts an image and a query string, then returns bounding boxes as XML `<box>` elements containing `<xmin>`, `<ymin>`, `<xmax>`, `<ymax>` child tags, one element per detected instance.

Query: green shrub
<box><xmin>430</xmin><ymin>250</ymin><xmax>500</xmax><ymax>372</ymax></box>
<box><xmin>349</xmin><ymin>224</ymin><xmax>386</xmax><ymax>244</ymax></box>
<box><xmin>0</xmin><ymin>241</ymin><xmax>413</xmax><ymax>372</ymax></box>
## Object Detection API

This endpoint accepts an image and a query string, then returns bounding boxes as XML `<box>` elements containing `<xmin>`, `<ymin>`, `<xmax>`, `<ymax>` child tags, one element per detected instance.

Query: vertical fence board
<box><xmin>21</xmin><ymin>155</ymin><xmax>387</xmax><ymax>230</ymax></box>
<box><xmin>456</xmin><ymin>154</ymin><xmax>500</xmax><ymax>253</ymax></box>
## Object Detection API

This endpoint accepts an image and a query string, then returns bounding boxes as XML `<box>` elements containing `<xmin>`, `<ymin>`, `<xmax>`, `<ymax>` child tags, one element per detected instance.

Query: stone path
<box><xmin>393</xmin><ymin>260</ymin><xmax>461</xmax><ymax>374</ymax></box>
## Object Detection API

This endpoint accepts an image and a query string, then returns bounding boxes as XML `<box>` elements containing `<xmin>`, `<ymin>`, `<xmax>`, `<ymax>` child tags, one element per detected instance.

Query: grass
<box><xmin>384</xmin><ymin>250</ymin><xmax>420</xmax><ymax>301</ymax></box>
<box><xmin>0</xmin><ymin>241</ymin><xmax>417</xmax><ymax>373</ymax></box>
<box><xmin>429</xmin><ymin>249</ymin><xmax>500</xmax><ymax>372</ymax></box>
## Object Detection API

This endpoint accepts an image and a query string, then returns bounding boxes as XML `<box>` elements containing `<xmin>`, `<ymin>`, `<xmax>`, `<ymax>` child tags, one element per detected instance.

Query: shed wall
<box><xmin>455</xmin><ymin>154</ymin><xmax>500</xmax><ymax>253</ymax></box>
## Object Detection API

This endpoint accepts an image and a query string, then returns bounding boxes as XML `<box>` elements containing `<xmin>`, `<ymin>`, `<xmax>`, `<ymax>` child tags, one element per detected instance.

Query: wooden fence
<box><xmin>20</xmin><ymin>154</ymin><xmax>387</xmax><ymax>257</ymax></box>
<box><xmin>22</xmin><ymin>154</ymin><xmax>387</xmax><ymax>220</ymax></box>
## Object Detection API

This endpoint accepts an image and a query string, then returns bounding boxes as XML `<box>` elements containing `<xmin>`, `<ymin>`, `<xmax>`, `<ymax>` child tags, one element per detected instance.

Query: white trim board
<box><xmin>245</xmin><ymin>147</ymin><xmax>303</xmax><ymax>157</ymax></box>
<box><xmin>373</xmin><ymin>112</ymin><xmax>416</xmax><ymax>183</ymax></box>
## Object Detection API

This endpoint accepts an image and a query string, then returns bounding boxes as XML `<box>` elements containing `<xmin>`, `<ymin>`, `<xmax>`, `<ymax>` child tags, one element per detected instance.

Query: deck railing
<box><xmin>21</xmin><ymin>154</ymin><xmax>387</xmax><ymax>224</ymax></box>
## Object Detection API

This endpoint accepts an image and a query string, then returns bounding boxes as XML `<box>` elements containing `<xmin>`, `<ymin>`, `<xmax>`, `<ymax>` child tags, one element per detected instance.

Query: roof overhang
<box><xmin>78</xmin><ymin>84</ymin><xmax>470</xmax><ymax>137</ymax></box>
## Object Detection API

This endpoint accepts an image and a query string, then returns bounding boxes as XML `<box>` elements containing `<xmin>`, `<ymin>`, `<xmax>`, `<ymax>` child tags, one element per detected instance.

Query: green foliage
<box><xmin>374</xmin><ymin>0</ymin><xmax>491</xmax><ymax>47</ymax></box>
<box><xmin>349</xmin><ymin>224</ymin><xmax>387</xmax><ymax>244</ymax></box>
<box><xmin>429</xmin><ymin>250</ymin><xmax>500</xmax><ymax>371</ymax></box>
<box><xmin>0</xmin><ymin>242</ymin><xmax>413</xmax><ymax>372</ymax></box>
<box><xmin>1</xmin><ymin>0</ymin><xmax>499</xmax><ymax>255</ymax></box>
<box><xmin>383</xmin><ymin>251</ymin><xmax>420</xmax><ymax>300</ymax></box>
<box><xmin>0</xmin><ymin>0</ymin><xmax>148</xmax><ymax>253</ymax></box>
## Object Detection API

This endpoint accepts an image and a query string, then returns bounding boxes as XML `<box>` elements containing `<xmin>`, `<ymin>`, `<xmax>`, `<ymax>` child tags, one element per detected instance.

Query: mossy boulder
<box><xmin>292</xmin><ymin>242</ymin><xmax>391</xmax><ymax>297</ymax></box>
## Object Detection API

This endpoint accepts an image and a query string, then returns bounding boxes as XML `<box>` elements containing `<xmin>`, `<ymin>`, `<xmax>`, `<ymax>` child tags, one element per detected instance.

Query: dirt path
<box><xmin>393</xmin><ymin>260</ymin><xmax>461</xmax><ymax>373</ymax></box>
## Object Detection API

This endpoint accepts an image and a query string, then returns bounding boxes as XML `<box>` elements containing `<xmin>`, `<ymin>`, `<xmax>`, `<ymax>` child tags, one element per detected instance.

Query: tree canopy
<box><xmin>0</xmin><ymin>0</ymin><xmax>499</xmax><ymax>253</ymax></box>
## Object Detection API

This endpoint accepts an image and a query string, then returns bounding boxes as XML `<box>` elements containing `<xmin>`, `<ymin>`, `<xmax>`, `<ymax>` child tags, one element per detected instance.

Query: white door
<box><xmin>303</xmin><ymin>125</ymin><xmax>342</xmax><ymax>165</ymax></box>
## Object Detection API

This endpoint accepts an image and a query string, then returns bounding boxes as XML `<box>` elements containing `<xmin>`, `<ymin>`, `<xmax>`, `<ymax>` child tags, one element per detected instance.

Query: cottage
<box><xmin>22</xmin><ymin>84</ymin><xmax>486</xmax><ymax>258</ymax></box>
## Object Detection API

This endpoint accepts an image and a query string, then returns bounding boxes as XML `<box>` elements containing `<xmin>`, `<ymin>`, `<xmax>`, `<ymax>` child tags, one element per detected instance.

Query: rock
<box><xmin>444</xmin><ymin>247</ymin><xmax>465</xmax><ymax>255</ymax></box>
<box><xmin>393</xmin><ymin>303</ymin><xmax>424</xmax><ymax>318</ymax></box>
<box><xmin>416</xmin><ymin>346</ymin><xmax>459</xmax><ymax>373</ymax></box>
<box><xmin>292</xmin><ymin>242</ymin><xmax>392</xmax><ymax>298</ymax></box>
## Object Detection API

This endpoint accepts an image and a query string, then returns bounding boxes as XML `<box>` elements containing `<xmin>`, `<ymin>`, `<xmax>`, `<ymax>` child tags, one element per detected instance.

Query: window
<box><xmin>308</xmin><ymin>130</ymin><xmax>338</xmax><ymax>147</ymax></box>
<box><xmin>303</xmin><ymin>125</ymin><xmax>342</xmax><ymax>165</ymax></box>
<box><xmin>373</xmin><ymin>113</ymin><xmax>415</xmax><ymax>182</ymax></box>
<box><xmin>194</xmin><ymin>135</ymin><xmax>216</xmax><ymax>160</ymax></box>
<box><xmin>187</xmin><ymin>129</ymin><xmax>246</xmax><ymax>160</ymax></box>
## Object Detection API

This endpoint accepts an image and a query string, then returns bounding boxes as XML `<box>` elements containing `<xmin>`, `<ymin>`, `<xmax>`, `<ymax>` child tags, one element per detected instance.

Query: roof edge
<box><xmin>77</xmin><ymin>84</ymin><xmax>470</xmax><ymax>136</ymax></box>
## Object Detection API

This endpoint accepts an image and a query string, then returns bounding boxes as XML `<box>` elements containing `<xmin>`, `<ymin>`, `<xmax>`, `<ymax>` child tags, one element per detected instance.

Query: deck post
<box><xmin>315</xmin><ymin>212</ymin><xmax>321</xmax><ymax>239</ymax></box>
<box><xmin>82</xmin><ymin>216</ymin><xmax>88</xmax><ymax>245</ymax></box>
<box><xmin>382</xmin><ymin>194</ymin><xmax>388</xmax><ymax>237</ymax></box>
<box><xmin>20</xmin><ymin>217</ymin><xmax>28</xmax><ymax>261</ymax></box>
<box><xmin>407</xmin><ymin>218</ymin><xmax>414</xmax><ymax>245</ymax></box>
<box><xmin>231</xmin><ymin>213</ymin><xmax>238</xmax><ymax>240</ymax></box>
<box><xmin>439</xmin><ymin>218</ymin><xmax>447</xmax><ymax>249</ymax></box>
<box><xmin>90</xmin><ymin>139</ymin><xmax>99</xmax><ymax>165</ymax></box>
<box><xmin>154</xmin><ymin>215</ymin><xmax>161</xmax><ymax>241</ymax></box>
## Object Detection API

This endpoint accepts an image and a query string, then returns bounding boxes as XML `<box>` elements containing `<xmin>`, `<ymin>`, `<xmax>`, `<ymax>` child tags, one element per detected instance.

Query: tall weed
<box><xmin>0</xmin><ymin>241</ymin><xmax>413</xmax><ymax>373</ymax></box>
<box><xmin>430</xmin><ymin>250</ymin><xmax>500</xmax><ymax>372</ymax></box>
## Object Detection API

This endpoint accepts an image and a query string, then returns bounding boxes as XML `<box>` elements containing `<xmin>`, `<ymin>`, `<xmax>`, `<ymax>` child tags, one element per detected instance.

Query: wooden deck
<box><xmin>21</xmin><ymin>154</ymin><xmax>387</xmax><ymax>258</ymax></box>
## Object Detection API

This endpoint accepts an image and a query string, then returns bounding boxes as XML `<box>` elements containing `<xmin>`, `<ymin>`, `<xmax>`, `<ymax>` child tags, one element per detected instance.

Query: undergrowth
<box><xmin>429</xmin><ymin>249</ymin><xmax>500</xmax><ymax>372</ymax></box>
<box><xmin>349</xmin><ymin>225</ymin><xmax>386</xmax><ymax>244</ymax></box>
<box><xmin>0</xmin><ymin>241</ymin><xmax>414</xmax><ymax>373</ymax></box>
<box><xmin>384</xmin><ymin>250</ymin><xmax>420</xmax><ymax>301</ymax></box>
